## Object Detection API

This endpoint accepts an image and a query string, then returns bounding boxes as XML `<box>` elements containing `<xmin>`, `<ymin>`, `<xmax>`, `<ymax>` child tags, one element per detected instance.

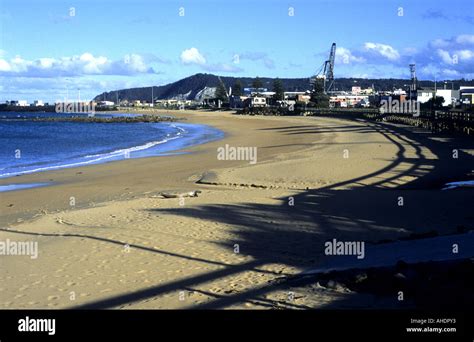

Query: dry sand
<box><xmin>1</xmin><ymin>109</ymin><xmax>473</xmax><ymax>309</ymax></box>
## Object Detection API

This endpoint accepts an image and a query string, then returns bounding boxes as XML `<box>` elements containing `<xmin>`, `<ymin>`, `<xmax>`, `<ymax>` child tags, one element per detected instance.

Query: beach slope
<box><xmin>1</xmin><ymin>110</ymin><xmax>473</xmax><ymax>309</ymax></box>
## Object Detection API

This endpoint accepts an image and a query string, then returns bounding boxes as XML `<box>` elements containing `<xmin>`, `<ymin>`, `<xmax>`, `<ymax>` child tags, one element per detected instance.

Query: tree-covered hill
<box><xmin>94</xmin><ymin>73</ymin><xmax>474</xmax><ymax>102</ymax></box>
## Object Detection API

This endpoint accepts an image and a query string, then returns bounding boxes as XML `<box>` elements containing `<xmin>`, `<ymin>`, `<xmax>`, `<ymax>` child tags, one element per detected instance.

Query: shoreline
<box><xmin>0</xmin><ymin>120</ymin><xmax>224</xmax><ymax>181</ymax></box>
<box><xmin>1</xmin><ymin>109</ymin><xmax>473</xmax><ymax>309</ymax></box>
<box><xmin>0</xmin><ymin>109</ymin><xmax>320</xmax><ymax>226</ymax></box>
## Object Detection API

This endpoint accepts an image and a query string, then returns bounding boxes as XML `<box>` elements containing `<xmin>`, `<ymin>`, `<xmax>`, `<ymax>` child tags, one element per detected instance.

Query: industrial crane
<box><xmin>311</xmin><ymin>43</ymin><xmax>336</xmax><ymax>94</ymax></box>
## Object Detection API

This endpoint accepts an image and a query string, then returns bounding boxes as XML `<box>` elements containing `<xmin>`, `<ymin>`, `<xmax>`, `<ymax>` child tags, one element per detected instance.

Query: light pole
<box><xmin>151</xmin><ymin>86</ymin><xmax>154</xmax><ymax>108</ymax></box>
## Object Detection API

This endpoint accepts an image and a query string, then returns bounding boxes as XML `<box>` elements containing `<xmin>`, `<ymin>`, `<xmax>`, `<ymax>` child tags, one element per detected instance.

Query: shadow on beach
<box><xmin>71</xmin><ymin>119</ymin><xmax>474</xmax><ymax>310</ymax></box>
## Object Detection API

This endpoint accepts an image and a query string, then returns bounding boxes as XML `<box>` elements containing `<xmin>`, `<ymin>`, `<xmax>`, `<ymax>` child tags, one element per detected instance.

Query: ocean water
<box><xmin>0</xmin><ymin>112</ymin><xmax>224</xmax><ymax>180</ymax></box>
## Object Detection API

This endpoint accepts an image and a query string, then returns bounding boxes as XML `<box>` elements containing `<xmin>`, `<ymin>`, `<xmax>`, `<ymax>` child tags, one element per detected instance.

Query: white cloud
<box><xmin>437</xmin><ymin>49</ymin><xmax>454</xmax><ymax>64</ymax></box>
<box><xmin>420</xmin><ymin>64</ymin><xmax>463</xmax><ymax>79</ymax></box>
<box><xmin>363</xmin><ymin>42</ymin><xmax>400</xmax><ymax>61</ymax></box>
<box><xmin>180</xmin><ymin>48</ymin><xmax>242</xmax><ymax>73</ymax></box>
<box><xmin>0</xmin><ymin>59</ymin><xmax>11</xmax><ymax>72</ymax></box>
<box><xmin>120</xmin><ymin>54</ymin><xmax>150</xmax><ymax>73</ymax></box>
<box><xmin>0</xmin><ymin>53</ymin><xmax>157</xmax><ymax>77</ymax></box>
<box><xmin>326</xmin><ymin>35</ymin><xmax>474</xmax><ymax>79</ymax></box>
<box><xmin>431</xmin><ymin>35</ymin><xmax>474</xmax><ymax>49</ymax></box>
<box><xmin>426</xmin><ymin>35</ymin><xmax>474</xmax><ymax>77</ymax></box>
<box><xmin>37</xmin><ymin>58</ymin><xmax>55</xmax><ymax>69</ymax></box>
<box><xmin>180</xmin><ymin>47</ymin><xmax>206</xmax><ymax>65</ymax></box>
<box><xmin>457</xmin><ymin>49</ymin><xmax>474</xmax><ymax>60</ymax></box>
<box><xmin>335</xmin><ymin>47</ymin><xmax>366</xmax><ymax>64</ymax></box>
<box><xmin>436</xmin><ymin>48</ymin><xmax>474</xmax><ymax>66</ymax></box>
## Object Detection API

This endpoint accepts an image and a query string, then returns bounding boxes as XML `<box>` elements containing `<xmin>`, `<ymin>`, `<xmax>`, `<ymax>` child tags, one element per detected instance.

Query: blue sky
<box><xmin>0</xmin><ymin>0</ymin><xmax>473</xmax><ymax>101</ymax></box>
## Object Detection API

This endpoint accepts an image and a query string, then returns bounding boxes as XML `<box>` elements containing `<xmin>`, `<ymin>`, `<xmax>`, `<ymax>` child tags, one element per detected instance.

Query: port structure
<box><xmin>311</xmin><ymin>43</ymin><xmax>336</xmax><ymax>94</ymax></box>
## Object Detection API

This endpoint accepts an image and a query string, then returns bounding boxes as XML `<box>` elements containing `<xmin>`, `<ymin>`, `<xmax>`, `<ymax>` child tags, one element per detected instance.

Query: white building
<box><xmin>16</xmin><ymin>100</ymin><xmax>29</xmax><ymax>107</ymax></box>
<box><xmin>359</xmin><ymin>87</ymin><xmax>375</xmax><ymax>95</ymax></box>
<box><xmin>330</xmin><ymin>95</ymin><xmax>369</xmax><ymax>107</ymax></box>
<box><xmin>460</xmin><ymin>86</ymin><xmax>474</xmax><ymax>105</ymax></box>
<box><xmin>393</xmin><ymin>89</ymin><xmax>407</xmax><ymax>96</ymax></box>
<box><xmin>435</xmin><ymin>89</ymin><xmax>459</xmax><ymax>107</ymax></box>
<box><xmin>244</xmin><ymin>97</ymin><xmax>267</xmax><ymax>108</ymax></box>
<box><xmin>33</xmin><ymin>100</ymin><xmax>44</xmax><ymax>107</ymax></box>
<box><xmin>98</xmin><ymin>100</ymin><xmax>115</xmax><ymax>106</ymax></box>
<box><xmin>417</xmin><ymin>89</ymin><xmax>435</xmax><ymax>104</ymax></box>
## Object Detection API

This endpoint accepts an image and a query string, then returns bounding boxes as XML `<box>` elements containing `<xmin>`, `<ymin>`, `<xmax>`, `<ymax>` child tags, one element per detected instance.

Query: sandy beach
<box><xmin>1</xmin><ymin>109</ymin><xmax>473</xmax><ymax>309</ymax></box>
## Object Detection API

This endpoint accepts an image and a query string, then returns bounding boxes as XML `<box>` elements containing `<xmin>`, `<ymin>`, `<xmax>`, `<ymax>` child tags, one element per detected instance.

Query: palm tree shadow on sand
<box><xmin>72</xmin><ymin>119</ymin><xmax>474</xmax><ymax>310</ymax></box>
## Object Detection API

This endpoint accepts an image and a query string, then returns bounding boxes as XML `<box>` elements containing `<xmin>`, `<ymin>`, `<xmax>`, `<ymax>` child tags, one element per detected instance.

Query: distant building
<box><xmin>98</xmin><ymin>100</ymin><xmax>115</xmax><ymax>106</ymax></box>
<box><xmin>460</xmin><ymin>86</ymin><xmax>474</xmax><ymax>105</ymax></box>
<box><xmin>296</xmin><ymin>94</ymin><xmax>311</xmax><ymax>103</ymax></box>
<box><xmin>276</xmin><ymin>99</ymin><xmax>296</xmax><ymax>108</ymax></box>
<box><xmin>33</xmin><ymin>100</ymin><xmax>44</xmax><ymax>107</ymax></box>
<box><xmin>255</xmin><ymin>91</ymin><xmax>275</xmax><ymax>98</ymax></box>
<box><xmin>155</xmin><ymin>99</ymin><xmax>173</xmax><ymax>106</ymax></box>
<box><xmin>16</xmin><ymin>100</ymin><xmax>29</xmax><ymax>107</ymax></box>
<box><xmin>284</xmin><ymin>91</ymin><xmax>307</xmax><ymax>99</ymax></box>
<box><xmin>154</xmin><ymin>99</ymin><xmax>192</xmax><ymax>108</ymax></box>
<box><xmin>393</xmin><ymin>89</ymin><xmax>407</xmax><ymax>96</ymax></box>
<box><xmin>243</xmin><ymin>96</ymin><xmax>267</xmax><ymax>108</ymax></box>
<box><xmin>330</xmin><ymin>95</ymin><xmax>369</xmax><ymax>108</ymax></box>
<box><xmin>417</xmin><ymin>88</ymin><xmax>435</xmax><ymax>104</ymax></box>
<box><xmin>359</xmin><ymin>87</ymin><xmax>374</xmax><ymax>95</ymax></box>
<box><xmin>417</xmin><ymin>88</ymin><xmax>461</xmax><ymax>106</ymax></box>
<box><xmin>435</xmin><ymin>89</ymin><xmax>459</xmax><ymax>107</ymax></box>
<box><xmin>351</xmin><ymin>86</ymin><xmax>361</xmax><ymax>94</ymax></box>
